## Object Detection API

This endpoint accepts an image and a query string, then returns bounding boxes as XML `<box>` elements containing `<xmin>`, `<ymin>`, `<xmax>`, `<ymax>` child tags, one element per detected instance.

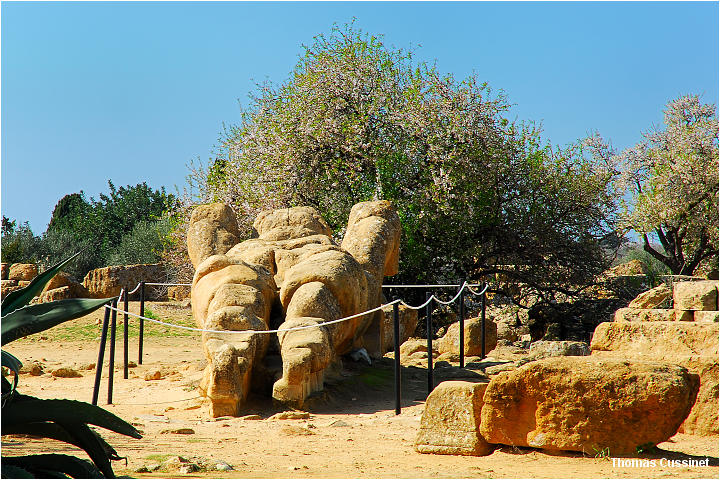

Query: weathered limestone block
<box><xmin>42</xmin><ymin>271</ymin><xmax>79</xmax><ymax>292</ymax></box>
<box><xmin>9</xmin><ymin>263</ymin><xmax>37</xmax><ymax>281</ymax></box>
<box><xmin>591</xmin><ymin>322</ymin><xmax>718</xmax><ymax>359</ymax></box>
<box><xmin>528</xmin><ymin>340</ymin><xmax>590</xmax><ymax>358</ymax></box>
<box><xmin>253</xmin><ymin>206</ymin><xmax>332</xmax><ymax>241</ymax></box>
<box><xmin>1</xmin><ymin>263</ymin><xmax>8</xmax><ymax>280</ymax></box>
<box><xmin>399</xmin><ymin>338</ymin><xmax>436</xmax><ymax>358</ymax></box>
<box><xmin>614</xmin><ymin>307</ymin><xmax>677</xmax><ymax>322</ymax></box>
<box><xmin>674</xmin><ymin>280</ymin><xmax>719</xmax><ymax>311</ymax></box>
<box><xmin>83</xmin><ymin>264</ymin><xmax>166</xmax><ymax>299</ymax></box>
<box><xmin>628</xmin><ymin>284</ymin><xmax>672</xmax><ymax>309</ymax></box>
<box><xmin>695</xmin><ymin>311</ymin><xmax>719</xmax><ymax>323</ymax></box>
<box><xmin>1</xmin><ymin>279</ymin><xmax>21</xmax><ymax>299</ymax></box>
<box><xmin>591</xmin><ymin>321</ymin><xmax>719</xmax><ymax>436</ymax></box>
<box><xmin>479</xmin><ymin>357</ymin><xmax>699</xmax><ymax>454</ymax></box>
<box><xmin>168</xmin><ymin>285</ymin><xmax>191</xmax><ymax>301</ymax></box>
<box><xmin>187</xmin><ymin>203</ymin><xmax>241</xmax><ymax>268</ymax></box>
<box><xmin>37</xmin><ymin>284</ymin><xmax>91</xmax><ymax>303</ymax></box>
<box><xmin>380</xmin><ymin>304</ymin><xmax>418</xmax><ymax>354</ymax></box>
<box><xmin>605</xmin><ymin>260</ymin><xmax>647</xmax><ymax>276</ymax></box>
<box><xmin>416</xmin><ymin>381</ymin><xmax>494</xmax><ymax>456</ymax></box>
<box><xmin>677</xmin><ymin>359</ymin><xmax>719</xmax><ymax>436</ymax></box>
<box><xmin>675</xmin><ymin>310</ymin><xmax>694</xmax><ymax>322</ymax></box>
<box><xmin>436</xmin><ymin>317</ymin><xmax>497</xmax><ymax>357</ymax></box>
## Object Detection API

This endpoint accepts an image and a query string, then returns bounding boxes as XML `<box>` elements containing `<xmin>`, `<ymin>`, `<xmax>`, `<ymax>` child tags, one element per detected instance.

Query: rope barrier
<box><xmin>467</xmin><ymin>283</ymin><xmax>490</xmax><ymax>296</ymax></box>
<box><xmin>106</xmin><ymin>281</ymin><xmax>489</xmax><ymax>335</ymax></box>
<box><xmin>104</xmin><ymin>301</ymin><xmax>400</xmax><ymax>335</ymax></box>
<box><xmin>124</xmin><ymin>281</ymin><xmax>486</xmax><ymax>293</ymax></box>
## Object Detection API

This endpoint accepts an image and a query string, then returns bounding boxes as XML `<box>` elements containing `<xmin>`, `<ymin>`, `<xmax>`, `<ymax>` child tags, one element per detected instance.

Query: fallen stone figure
<box><xmin>187</xmin><ymin>201</ymin><xmax>401</xmax><ymax>416</ymax></box>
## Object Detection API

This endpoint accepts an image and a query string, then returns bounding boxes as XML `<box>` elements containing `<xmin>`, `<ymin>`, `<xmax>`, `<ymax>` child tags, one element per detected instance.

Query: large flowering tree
<box><xmin>616</xmin><ymin>95</ymin><xmax>718</xmax><ymax>276</ymax></box>
<box><xmin>183</xmin><ymin>24</ymin><xmax>619</xmax><ymax>304</ymax></box>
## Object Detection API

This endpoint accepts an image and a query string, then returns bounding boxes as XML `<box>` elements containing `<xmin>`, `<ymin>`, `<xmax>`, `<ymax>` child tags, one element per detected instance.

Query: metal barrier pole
<box><xmin>139</xmin><ymin>281</ymin><xmax>145</xmax><ymax>365</ymax></box>
<box><xmin>92</xmin><ymin>303</ymin><xmax>111</xmax><ymax>405</ymax></box>
<box><xmin>480</xmin><ymin>282</ymin><xmax>486</xmax><ymax>359</ymax></box>
<box><xmin>123</xmin><ymin>288</ymin><xmax>129</xmax><ymax>379</ymax></box>
<box><xmin>459</xmin><ymin>279</ymin><xmax>466</xmax><ymax>368</ymax></box>
<box><xmin>425</xmin><ymin>292</ymin><xmax>434</xmax><ymax>394</ymax></box>
<box><xmin>108</xmin><ymin>298</ymin><xmax>117</xmax><ymax>404</ymax></box>
<box><xmin>393</xmin><ymin>301</ymin><xmax>401</xmax><ymax>415</ymax></box>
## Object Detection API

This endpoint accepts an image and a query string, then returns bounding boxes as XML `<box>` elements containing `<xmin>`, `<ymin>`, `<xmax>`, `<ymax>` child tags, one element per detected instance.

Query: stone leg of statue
<box><xmin>199</xmin><ymin>305</ymin><xmax>270</xmax><ymax>417</ymax></box>
<box><xmin>272</xmin><ymin>281</ymin><xmax>340</xmax><ymax>405</ymax></box>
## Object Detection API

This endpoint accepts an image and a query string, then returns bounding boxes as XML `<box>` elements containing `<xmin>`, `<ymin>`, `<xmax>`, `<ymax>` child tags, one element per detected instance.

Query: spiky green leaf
<box><xmin>3</xmin><ymin>422</ymin><xmax>118</xmax><ymax>478</ymax></box>
<box><xmin>2</xmin><ymin>350</ymin><xmax>23</xmax><ymax>373</ymax></box>
<box><xmin>2</xmin><ymin>454</ymin><xmax>103</xmax><ymax>479</ymax></box>
<box><xmin>2</xmin><ymin>397</ymin><xmax>141</xmax><ymax>439</ymax></box>
<box><xmin>1</xmin><ymin>298</ymin><xmax>114</xmax><ymax>346</ymax></box>
<box><xmin>1</xmin><ymin>252</ymin><xmax>82</xmax><ymax>316</ymax></box>
<box><xmin>0</xmin><ymin>464</ymin><xmax>34</xmax><ymax>478</ymax></box>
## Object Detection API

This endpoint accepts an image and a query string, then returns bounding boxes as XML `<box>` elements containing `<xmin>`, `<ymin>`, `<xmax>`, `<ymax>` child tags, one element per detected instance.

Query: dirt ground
<box><xmin>3</xmin><ymin>301</ymin><xmax>718</xmax><ymax>479</ymax></box>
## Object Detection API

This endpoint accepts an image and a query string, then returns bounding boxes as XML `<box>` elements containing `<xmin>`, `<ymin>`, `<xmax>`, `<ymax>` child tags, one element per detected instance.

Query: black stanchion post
<box><xmin>425</xmin><ymin>292</ymin><xmax>434</xmax><ymax>394</ymax></box>
<box><xmin>123</xmin><ymin>288</ymin><xmax>129</xmax><ymax>380</ymax></box>
<box><xmin>459</xmin><ymin>279</ymin><xmax>466</xmax><ymax>368</ymax></box>
<box><xmin>393</xmin><ymin>301</ymin><xmax>401</xmax><ymax>415</ymax></box>
<box><xmin>480</xmin><ymin>282</ymin><xmax>486</xmax><ymax>359</ymax></box>
<box><xmin>139</xmin><ymin>281</ymin><xmax>145</xmax><ymax>365</ymax></box>
<box><xmin>108</xmin><ymin>298</ymin><xmax>117</xmax><ymax>404</ymax></box>
<box><xmin>92</xmin><ymin>303</ymin><xmax>111</xmax><ymax>405</ymax></box>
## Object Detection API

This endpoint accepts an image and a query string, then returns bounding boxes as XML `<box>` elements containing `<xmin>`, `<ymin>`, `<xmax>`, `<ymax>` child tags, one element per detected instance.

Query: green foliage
<box><xmin>106</xmin><ymin>217</ymin><xmax>173</xmax><ymax>266</ymax></box>
<box><xmin>32</xmin><ymin>180</ymin><xmax>178</xmax><ymax>278</ymax></box>
<box><xmin>187</xmin><ymin>23</ymin><xmax>619</xmax><ymax>304</ymax></box>
<box><xmin>614</xmin><ymin>95</ymin><xmax>718</xmax><ymax>275</ymax></box>
<box><xmin>1</xmin><ymin>254</ymin><xmax>140</xmax><ymax>478</ymax></box>
<box><xmin>1</xmin><ymin>217</ymin><xmax>42</xmax><ymax>265</ymax></box>
<box><xmin>618</xmin><ymin>242</ymin><xmax>671</xmax><ymax>287</ymax></box>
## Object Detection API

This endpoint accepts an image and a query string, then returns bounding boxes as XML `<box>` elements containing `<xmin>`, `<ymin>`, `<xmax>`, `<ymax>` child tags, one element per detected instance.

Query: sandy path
<box><xmin>2</xmin><ymin>302</ymin><xmax>718</xmax><ymax>479</ymax></box>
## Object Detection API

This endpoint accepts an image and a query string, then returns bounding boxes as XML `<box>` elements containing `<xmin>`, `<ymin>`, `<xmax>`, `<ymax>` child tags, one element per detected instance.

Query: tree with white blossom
<box><xmin>182</xmin><ymin>23</ymin><xmax>620</xmax><ymax>303</ymax></box>
<box><xmin>615</xmin><ymin>95</ymin><xmax>718</xmax><ymax>276</ymax></box>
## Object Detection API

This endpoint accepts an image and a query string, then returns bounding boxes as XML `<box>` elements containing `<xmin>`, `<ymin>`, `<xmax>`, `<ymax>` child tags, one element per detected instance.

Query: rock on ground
<box><xmin>614</xmin><ymin>307</ymin><xmax>678</xmax><ymax>322</ymax></box>
<box><xmin>673</xmin><ymin>280</ymin><xmax>719</xmax><ymax>311</ymax></box>
<box><xmin>436</xmin><ymin>317</ymin><xmax>497</xmax><ymax>357</ymax></box>
<box><xmin>83</xmin><ymin>264</ymin><xmax>167</xmax><ymax>300</ymax></box>
<box><xmin>591</xmin><ymin>321</ymin><xmax>718</xmax><ymax>359</ymax></box>
<box><xmin>628</xmin><ymin>284</ymin><xmax>673</xmax><ymax>309</ymax></box>
<box><xmin>415</xmin><ymin>380</ymin><xmax>494</xmax><ymax>456</ymax></box>
<box><xmin>479</xmin><ymin>356</ymin><xmax>699</xmax><ymax>455</ymax></box>
<box><xmin>591</xmin><ymin>320</ymin><xmax>718</xmax><ymax>436</ymax></box>
<box><xmin>528</xmin><ymin>340</ymin><xmax>590</xmax><ymax>358</ymax></box>
<box><xmin>9</xmin><ymin>263</ymin><xmax>37</xmax><ymax>281</ymax></box>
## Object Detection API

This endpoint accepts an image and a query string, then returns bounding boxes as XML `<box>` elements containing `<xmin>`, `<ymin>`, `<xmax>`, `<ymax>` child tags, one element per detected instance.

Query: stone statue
<box><xmin>187</xmin><ymin>201</ymin><xmax>401</xmax><ymax>416</ymax></box>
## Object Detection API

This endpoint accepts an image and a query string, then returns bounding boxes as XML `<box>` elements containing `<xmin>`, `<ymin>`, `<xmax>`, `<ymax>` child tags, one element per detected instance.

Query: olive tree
<box><xmin>615</xmin><ymin>95</ymin><xmax>718</xmax><ymax>276</ymax></box>
<box><xmin>184</xmin><ymin>24</ymin><xmax>619</xmax><ymax>304</ymax></box>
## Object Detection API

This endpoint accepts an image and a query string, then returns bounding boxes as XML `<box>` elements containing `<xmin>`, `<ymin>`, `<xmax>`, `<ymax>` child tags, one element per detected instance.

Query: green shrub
<box><xmin>107</xmin><ymin>217</ymin><xmax>173</xmax><ymax>266</ymax></box>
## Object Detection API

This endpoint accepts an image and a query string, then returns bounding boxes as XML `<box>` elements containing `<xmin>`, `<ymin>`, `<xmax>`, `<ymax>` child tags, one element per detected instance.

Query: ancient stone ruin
<box><xmin>187</xmin><ymin>201</ymin><xmax>401</xmax><ymax>416</ymax></box>
<box><xmin>415</xmin><ymin>278</ymin><xmax>718</xmax><ymax>456</ymax></box>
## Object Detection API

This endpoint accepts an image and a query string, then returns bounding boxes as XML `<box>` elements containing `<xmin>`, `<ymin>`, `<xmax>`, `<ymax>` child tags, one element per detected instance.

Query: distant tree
<box><xmin>42</xmin><ymin>180</ymin><xmax>177</xmax><ymax>277</ymax></box>
<box><xmin>47</xmin><ymin>192</ymin><xmax>92</xmax><ymax>233</ymax></box>
<box><xmin>184</xmin><ymin>23</ymin><xmax>619</xmax><ymax>304</ymax></box>
<box><xmin>1</xmin><ymin>216</ymin><xmax>42</xmax><ymax>264</ymax></box>
<box><xmin>107</xmin><ymin>217</ymin><xmax>173</xmax><ymax>266</ymax></box>
<box><xmin>615</xmin><ymin>95</ymin><xmax>718</xmax><ymax>276</ymax></box>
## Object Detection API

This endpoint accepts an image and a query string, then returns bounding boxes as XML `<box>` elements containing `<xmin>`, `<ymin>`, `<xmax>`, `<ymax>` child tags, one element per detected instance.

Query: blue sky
<box><xmin>2</xmin><ymin>1</ymin><xmax>718</xmax><ymax>233</ymax></box>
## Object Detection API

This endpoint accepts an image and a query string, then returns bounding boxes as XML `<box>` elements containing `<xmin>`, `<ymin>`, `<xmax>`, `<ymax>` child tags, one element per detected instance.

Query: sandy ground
<box><xmin>2</xmin><ymin>301</ymin><xmax>718</xmax><ymax>479</ymax></box>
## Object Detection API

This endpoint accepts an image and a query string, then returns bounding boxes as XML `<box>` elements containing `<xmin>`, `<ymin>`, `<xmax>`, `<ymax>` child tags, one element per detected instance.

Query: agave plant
<box><xmin>1</xmin><ymin>252</ymin><xmax>142</xmax><ymax>478</ymax></box>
